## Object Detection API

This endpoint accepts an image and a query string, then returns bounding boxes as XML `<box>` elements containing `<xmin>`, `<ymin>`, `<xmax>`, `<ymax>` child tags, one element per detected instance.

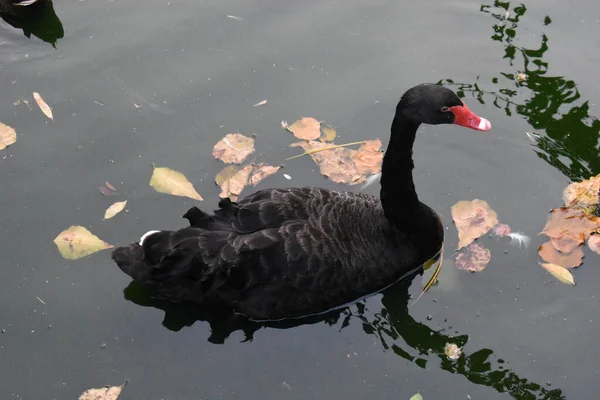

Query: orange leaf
<box><xmin>0</xmin><ymin>122</ymin><xmax>16</xmax><ymax>150</ymax></box>
<box><xmin>218</xmin><ymin>164</ymin><xmax>253</xmax><ymax>201</ymax></box>
<box><xmin>588</xmin><ymin>235</ymin><xmax>600</xmax><ymax>254</ymax></box>
<box><xmin>451</xmin><ymin>200</ymin><xmax>499</xmax><ymax>249</ymax></box>
<box><xmin>538</xmin><ymin>241</ymin><xmax>583</xmax><ymax>268</ymax></box>
<box><xmin>563</xmin><ymin>174</ymin><xmax>600</xmax><ymax>212</ymax></box>
<box><xmin>33</xmin><ymin>92</ymin><xmax>54</xmax><ymax>121</ymax></box>
<box><xmin>287</xmin><ymin>117</ymin><xmax>321</xmax><ymax>140</ymax></box>
<box><xmin>249</xmin><ymin>163</ymin><xmax>280</xmax><ymax>186</ymax></box>
<box><xmin>541</xmin><ymin>207</ymin><xmax>600</xmax><ymax>251</ymax></box>
<box><xmin>212</xmin><ymin>133</ymin><xmax>255</xmax><ymax>164</ymax></box>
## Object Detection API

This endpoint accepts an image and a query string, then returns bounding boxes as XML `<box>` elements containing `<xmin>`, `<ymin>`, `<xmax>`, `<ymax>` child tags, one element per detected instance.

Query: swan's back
<box><xmin>112</xmin><ymin>187</ymin><xmax>434</xmax><ymax>320</ymax></box>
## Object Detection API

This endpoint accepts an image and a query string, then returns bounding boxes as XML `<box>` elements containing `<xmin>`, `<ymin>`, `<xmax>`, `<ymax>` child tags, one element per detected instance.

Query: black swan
<box><xmin>112</xmin><ymin>84</ymin><xmax>491</xmax><ymax>321</ymax></box>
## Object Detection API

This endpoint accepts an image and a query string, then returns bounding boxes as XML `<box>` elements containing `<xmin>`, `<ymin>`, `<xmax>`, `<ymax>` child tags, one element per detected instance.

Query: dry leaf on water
<box><xmin>98</xmin><ymin>181</ymin><xmax>119</xmax><ymax>196</ymax></box>
<box><xmin>79</xmin><ymin>384</ymin><xmax>124</xmax><ymax>400</ymax></box>
<box><xmin>290</xmin><ymin>139</ymin><xmax>383</xmax><ymax>185</ymax></box>
<box><xmin>253</xmin><ymin>100</ymin><xmax>267</xmax><ymax>107</ymax></box>
<box><xmin>150</xmin><ymin>167</ymin><xmax>203</xmax><ymax>201</ymax></box>
<box><xmin>218</xmin><ymin>164</ymin><xmax>253</xmax><ymax>201</ymax></box>
<box><xmin>217</xmin><ymin>163</ymin><xmax>280</xmax><ymax>201</ymax></box>
<box><xmin>455</xmin><ymin>243</ymin><xmax>491</xmax><ymax>272</ymax></box>
<box><xmin>104</xmin><ymin>200</ymin><xmax>127</xmax><ymax>220</ymax></box>
<box><xmin>444</xmin><ymin>343</ymin><xmax>462</xmax><ymax>360</ymax></box>
<box><xmin>54</xmin><ymin>226</ymin><xmax>113</xmax><ymax>260</ymax></box>
<box><xmin>540</xmin><ymin>207</ymin><xmax>599</xmax><ymax>252</ymax></box>
<box><xmin>451</xmin><ymin>199</ymin><xmax>499</xmax><ymax>249</ymax></box>
<box><xmin>320</xmin><ymin>126</ymin><xmax>337</xmax><ymax>142</ymax></box>
<box><xmin>212</xmin><ymin>133</ymin><xmax>255</xmax><ymax>164</ymax></box>
<box><xmin>539</xmin><ymin>262</ymin><xmax>576</xmax><ymax>285</ymax></box>
<box><xmin>588</xmin><ymin>234</ymin><xmax>600</xmax><ymax>254</ymax></box>
<box><xmin>538</xmin><ymin>241</ymin><xmax>583</xmax><ymax>268</ymax></box>
<box><xmin>0</xmin><ymin>122</ymin><xmax>16</xmax><ymax>150</ymax></box>
<box><xmin>33</xmin><ymin>92</ymin><xmax>53</xmax><ymax>121</ymax></box>
<box><xmin>563</xmin><ymin>174</ymin><xmax>600</xmax><ymax>213</ymax></box>
<box><xmin>286</xmin><ymin>117</ymin><xmax>321</xmax><ymax>140</ymax></box>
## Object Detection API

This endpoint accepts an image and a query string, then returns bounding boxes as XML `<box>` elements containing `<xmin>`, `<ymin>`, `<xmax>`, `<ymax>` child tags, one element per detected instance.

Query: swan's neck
<box><xmin>380</xmin><ymin>115</ymin><xmax>422</xmax><ymax>229</ymax></box>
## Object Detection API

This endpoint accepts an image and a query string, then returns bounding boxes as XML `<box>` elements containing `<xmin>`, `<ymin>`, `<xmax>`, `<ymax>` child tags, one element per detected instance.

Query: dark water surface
<box><xmin>1</xmin><ymin>0</ymin><xmax>599</xmax><ymax>399</ymax></box>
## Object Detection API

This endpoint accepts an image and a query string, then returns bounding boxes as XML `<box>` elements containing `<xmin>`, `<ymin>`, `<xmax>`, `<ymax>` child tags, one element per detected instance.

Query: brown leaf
<box><xmin>33</xmin><ymin>92</ymin><xmax>54</xmax><ymax>121</ymax></box>
<box><xmin>588</xmin><ymin>234</ymin><xmax>600</xmax><ymax>254</ymax></box>
<box><xmin>541</xmin><ymin>207</ymin><xmax>599</xmax><ymax>252</ymax></box>
<box><xmin>104</xmin><ymin>200</ymin><xmax>127</xmax><ymax>220</ymax></box>
<box><xmin>290</xmin><ymin>139</ymin><xmax>382</xmax><ymax>185</ymax></box>
<box><xmin>212</xmin><ymin>133</ymin><xmax>255</xmax><ymax>164</ymax></box>
<box><xmin>538</xmin><ymin>241</ymin><xmax>583</xmax><ymax>268</ymax></box>
<box><xmin>249</xmin><ymin>163</ymin><xmax>280</xmax><ymax>186</ymax></box>
<box><xmin>53</xmin><ymin>226</ymin><xmax>113</xmax><ymax>260</ymax></box>
<box><xmin>451</xmin><ymin>200</ymin><xmax>499</xmax><ymax>249</ymax></box>
<box><xmin>320</xmin><ymin>126</ymin><xmax>337</xmax><ymax>142</ymax></box>
<box><xmin>563</xmin><ymin>174</ymin><xmax>600</xmax><ymax>213</ymax></box>
<box><xmin>98</xmin><ymin>182</ymin><xmax>119</xmax><ymax>196</ymax></box>
<box><xmin>287</xmin><ymin>117</ymin><xmax>321</xmax><ymax>140</ymax></box>
<box><xmin>0</xmin><ymin>122</ymin><xmax>16</xmax><ymax>150</ymax></box>
<box><xmin>354</xmin><ymin>139</ymin><xmax>383</xmax><ymax>175</ymax></box>
<box><xmin>539</xmin><ymin>262</ymin><xmax>576</xmax><ymax>285</ymax></box>
<box><xmin>455</xmin><ymin>243</ymin><xmax>491</xmax><ymax>272</ymax></box>
<box><xmin>79</xmin><ymin>384</ymin><xmax>124</xmax><ymax>400</ymax></box>
<box><xmin>219</xmin><ymin>164</ymin><xmax>253</xmax><ymax>201</ymax></box>
<box><xmin>149</xmin><ymin>167</ymin><xmax>203</xmax><ymax>201</ymax></box>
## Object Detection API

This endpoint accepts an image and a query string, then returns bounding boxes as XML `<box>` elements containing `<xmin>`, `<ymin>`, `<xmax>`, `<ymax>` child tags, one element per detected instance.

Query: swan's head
<box><xmin>396</xmin><ymin>84</ymin><xmax>491</xmax><ymax>131</ymax></box>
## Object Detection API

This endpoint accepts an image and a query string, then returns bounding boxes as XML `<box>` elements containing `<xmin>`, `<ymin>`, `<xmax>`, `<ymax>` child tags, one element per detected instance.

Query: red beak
<box><xmin>449</xmin><ymin>103</ymin><xmax>492</xmax><ymax>131</ymax></box>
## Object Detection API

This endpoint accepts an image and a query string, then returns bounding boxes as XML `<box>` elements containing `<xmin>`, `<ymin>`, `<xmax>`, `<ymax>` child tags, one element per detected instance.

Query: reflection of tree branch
<box><xmin>444</xmin><ymin>0</ymin><xmax>600</xmax><ymax>182</ymax></box>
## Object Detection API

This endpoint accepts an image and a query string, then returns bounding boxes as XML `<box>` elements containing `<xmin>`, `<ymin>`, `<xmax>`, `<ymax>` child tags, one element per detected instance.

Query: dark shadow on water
<box><xmin>0</xmin><ymin>0</ymin><xmax>63</xmax><ymax>47</ymax></box>
<box><xmin>124</xmin><ymin>272</ymin><xmax>564</xmax><ymax>400</ymax></box>
<box><xmin>440</xmin><ymin>0</ymin><xmax>600</xmax><ymax>182</ymax></box>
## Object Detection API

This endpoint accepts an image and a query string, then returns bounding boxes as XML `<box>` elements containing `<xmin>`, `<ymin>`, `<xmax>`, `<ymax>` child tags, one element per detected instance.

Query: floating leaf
<box><xmin>320</xmin><ymin>126</ymin><xmax>337</xmax><ymax>142</ymax></box>
<box><xmin>33</xmin><ymin>92</ymin><xmax>53</xmax><ymax>121</ymax></box>
<box><xmin>54</xmin><ymin>226</ymin><xmax>113</xmax><ymax>260</ymax></box>
<box><xmin>563</xmin><ymin>173</ymin><xmax>600</xmax><ymax>213</ymax></box>
<box><xmin>286</xmin><ymin>117</ymin><xmax>321</xmax><ymax>140</ymax></box>
<box><xmin>149</xmin><ymin>167</ymin><xmax>203</xmax><ymax>201</ymax></box>
<box><xmin>455</xmin><ymin>243</ymin><xmax>491</xmax><ymax>272</ymax></box>
<box><xmin>290</xmin><ymin>139</ymin><xmax>383</xmax><ymax>185</ymax></box>
<box><xmin>98</xmin><ymin>181</ymin><xmax>119</xmax><ymax>196</ymax></box>
<box><xmin>493</xmin><ymin>223</ymin><xmax>512</xmax><ymax>237</ymax></box>
<box><xmin>588</xmin><ymin>234</ymin><xmax>600</xmax><ymax>254</ymax></box>
<box><xmin>451</xmin><ymin>200</ymin><xmax>499</xmax><ymax>249</ymax></box>
<box><xmin>104</xmin><ymin>201</ymin><xmax>127</xmax><ymax>220</ymax></box>
<box><xmin>212</xmin><ymin>133</ymin><xmax>255</xmax><ymax>164</ymax></box>
<box><xmin>249</xmin><ymin>163</ymin><xmax>280</xmax><ymax>186</ymax></box>
<box><xmin>0</xmin><ymin>122</ymin><xmax>16</xmax><ymax>150</ymax></box>
<box><xmin>444</xmin><ymin>343</ymin><xmax>462</xmax><ymax>360</ymax></box>
<box><xmin>253</xmin><ymin>100</ymin><xmax>267</xmax><ymax>107</ymax></box>
<box><xmin>539</xmin><ymin>262</ymin><xmax>576</xmax><ymax>285</ymax></box>
<box><xmin>540</xmin><ymin>207</ymin><xmax>599</xmax><ymax>252</ymax></box>
<box><xmin>409</xmin><ymin>393</ymin><xmax>423</xmax><ymax>400</ymax></box>
<box><xmin>215</xmin><ymin>165</ymin><xmax>241</xmax><ymax>186</ymax></box>
<box><xmin>218</xmin><ymin>164</ymin><xmax>253</xmax><ymax>201</ymax></box>
<box><xmin>538</xmin><ymin>241</ymin><xmax>583</xmax><ymax>268</ymax></box>
<box><xmin>79</xmin><ymin>384</ymin><xmax>124</xmax><ymax>400</ymax></box>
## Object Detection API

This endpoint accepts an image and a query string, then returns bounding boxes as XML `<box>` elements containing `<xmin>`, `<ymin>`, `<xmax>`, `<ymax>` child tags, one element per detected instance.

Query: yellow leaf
<box><xmin>409</xmin><ymin>393</ymin><xmax>423</xmax><ymax>400</ymax></box>
<box><xmin>149</xmin><ymin>167</ymin><xmax>203</xmax><ymax>201</ymax></box>
<box><xmin>539</xmin><ymin>262</ymin><xmax>576</xmax><ymax>285</ymax></box>
<box><xmin>0</xmin><ymin>122</ymin><xmax>16</xmax><ymax>150</ymax></box>
<box><xmin>79</xmin><ymin>384</ymin><xmax>124</xmax><ymax>400</ymax></box>
<box><xmin>53</xmin><ymin>226</ymin><xmax>113</xmax><ymax>260</ymax></box>
<box><xmin>218</xmin><ymin>164</ymin><xmax>253</xmax><ymax>202</ymax></box>
<box><xmin>33</xmin><ymin>92</ymin><xmax>53</xmax><ymax>121</ymax></box>
<box><xmin>104</xmin><ymin>200</ymin><xmax>127</xmax><ymax>220</ymax></box>
<box><xmin>215</xmin><ymin>165</ymin><xmax>241</xmax><ymax>186</ymax></box>
<box><xmin>320</xmin><ymin>126</ymin><xmax>337</xmax><ymax>142</ymax></box>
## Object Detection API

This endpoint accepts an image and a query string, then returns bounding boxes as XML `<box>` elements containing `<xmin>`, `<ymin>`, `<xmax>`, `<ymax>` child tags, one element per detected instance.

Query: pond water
<box><xmin>1</xmin><ymin>0</ymin><xmax>599</xmax><ymax>399</ymax></box>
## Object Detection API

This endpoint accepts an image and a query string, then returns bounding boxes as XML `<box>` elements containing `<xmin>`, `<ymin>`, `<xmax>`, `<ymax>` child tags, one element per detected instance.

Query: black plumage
<box><xmin>112</xmin><ymin>84</ymin><xmax>491</xmax><ymax>321</ymax></box>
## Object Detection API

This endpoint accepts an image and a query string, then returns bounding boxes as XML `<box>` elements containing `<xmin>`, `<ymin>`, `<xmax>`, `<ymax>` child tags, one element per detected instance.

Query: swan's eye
<box><xmin>441</xmin><ymin>106</ymin><xmax>450</xmax><ymax>112</ymax></box>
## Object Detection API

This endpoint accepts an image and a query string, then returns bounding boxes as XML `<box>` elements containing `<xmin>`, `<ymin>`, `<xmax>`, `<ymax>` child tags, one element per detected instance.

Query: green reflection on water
<box><xmin>442</xmin><ymin>0</ymin><xmax>600</xmax><ymax>182</ymax></box>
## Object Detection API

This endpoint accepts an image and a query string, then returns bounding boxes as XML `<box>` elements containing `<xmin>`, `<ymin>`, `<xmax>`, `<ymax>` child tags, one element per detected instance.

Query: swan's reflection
<box><xmin>123</xmin><ymin>270</ymin><xmax>565</xmax><ymax>400</ymax></box>
<box><xmin>0</xmin><ymin>0</ymin><xmax>63</xmax><ymax>47</ymax></box>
